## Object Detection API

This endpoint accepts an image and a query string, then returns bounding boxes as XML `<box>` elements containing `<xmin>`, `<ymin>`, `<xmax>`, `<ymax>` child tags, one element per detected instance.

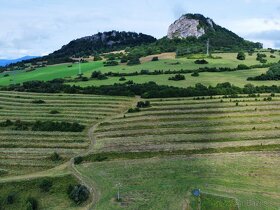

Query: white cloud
<box><xmin>224</xmin><ymin>18</ymin><xmax>280</xmax><ymax>35</ymax></box>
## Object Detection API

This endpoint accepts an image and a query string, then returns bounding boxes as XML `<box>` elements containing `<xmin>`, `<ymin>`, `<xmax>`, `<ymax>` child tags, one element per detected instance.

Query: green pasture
<box><xmin>77</xmin><ymin>152</ymin><xmax>280</xmax><ymax>210</ymax></box>
<box><xmin>0</xmin><ymin>52</ymin><xmax>279</xmax><ymax>87</ymax></box>
<box><xmin>70</xmin><ymin>68</ymin><xmax>280</xmax><ymax>88</ymax></box>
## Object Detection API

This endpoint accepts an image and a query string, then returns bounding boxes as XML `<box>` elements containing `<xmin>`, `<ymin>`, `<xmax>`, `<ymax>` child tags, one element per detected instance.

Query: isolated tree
<box><xmin>237</xmin><ymin>52</ymin><xmax>246</xmax><ymax>60</ymax></box>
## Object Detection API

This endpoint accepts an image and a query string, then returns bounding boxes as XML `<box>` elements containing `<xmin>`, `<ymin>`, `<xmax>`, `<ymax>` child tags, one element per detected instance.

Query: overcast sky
<box><xmin>1</xmin><ymin>0</ymin><xmax>280</xmax><ymax>59</ymax></box>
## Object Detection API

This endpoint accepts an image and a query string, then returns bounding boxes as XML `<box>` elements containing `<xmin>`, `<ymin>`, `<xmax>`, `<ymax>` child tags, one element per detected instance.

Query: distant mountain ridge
<box><xmin>0</xmin><ymin>56</ymin><xmax>39</xmax><ymax>67</ymax></box>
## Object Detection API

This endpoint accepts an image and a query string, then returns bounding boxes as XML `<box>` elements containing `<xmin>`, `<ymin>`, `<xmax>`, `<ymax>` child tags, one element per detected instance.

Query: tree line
<box><xmin>3</xmin><ymin>79</ymin><xmax>280</xmax><ymax>98</ymax></box>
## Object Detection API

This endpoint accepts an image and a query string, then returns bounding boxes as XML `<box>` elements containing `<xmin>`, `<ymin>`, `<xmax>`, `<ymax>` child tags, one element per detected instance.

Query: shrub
<box><xmin>93</xmin><ymin>55</ymin><xmax>102</xmax><ymax>61</ymax></box>
<box><xmin>103</xmin><ymin>60</ymin><xmax>119</xmax><ymax>66</ymax></box>
<box><xmin>31</xmin><ymin>99</ymin><xmax>45</xmax><ymax>104</ymax></box>
<box><xmin>26</xmin><ymin>197</ymin><xmax>38</xmax><ymax>210</ymax></box>
<box><xmin>32</xmin><ymin>121</ymin><xmax>85</xmax><ymax>132</ymax></box>
<box><xmin>270</xmin><ymin>55</ymin><xmax>276</xmax><ymax>58</ymax></box>
<box><xmin>120</xmin><ymin>57</ymin><xmax>128</xmax><ymax>63</ymax></box>
<box><xmin>137</xmin><ymin>101</ymin><xmax>150</xmax><ymax>108</ymax></box>
<box><xmin>259</xmin><ymin>58</ymin><xmax>267</xmax><ymax>63</ymax></box>
<box><xmin>237</xmin><ymin>64</ymin><xmax>250</xmax><ymax>70</ymax></box>
<box><xmin>0</xmin><ymin>119</ymin><xmax>13</xmax><ymax>127</ymax></box>
<box><xmin>237</xmin><ymin>52</ymin><xmax>246</xmax><ymax>60</ymax></box>
<box><xmin>49</xmin><ymin>110</ymin><xmax>60</xmax><ymax>114</ymax></box>
<box><xmin>127</xmin><ymin>58</ymin><xmax>140</xmax><ymax>65</ymax></box>
<box><xmin>50</xmin><ymin>152</ymin><xmax>61</xmax><ymax>161</ymax></box>
<box><xmin>94</xmin><ymin>154</ymin><xmax>108</xmax><ymax>162</ymax></box>
<box><xmin>39</xmin><ymin>179</ymin><xmax>53</xmax><ymax>192</ymax></box>
<box><xmin>68</xmin><ymin>184</ymin><xmax>90</xmax><ymax>204</ymax></box>
<box><xmin>97</xmin><ymin>74</ymin><xmax>108</xmax><ymax>80</ymax></box>
<box><xmin>191</xmin><ymin>72</ymin><xmax>200</xmax><ymax>77</ymax></box>
<box><xmin>168</xmin><ymin>74</ymin><xmax>185</xmax><ymax>81</ymax></box>
<box><xmin>91</xmin><ymin>71</ymin><xmax>108</xmax><ymax>80</ymax></box>
<box><xmin>256</xmin><ymin>53</ymin><xmax>267</xmax><ymax>62</ymax></box>
<box><xmin>127</xmin><ymin>107</ymin><xmax>140</xmax><ymax>113</ymax></box>
<box><xmin>74</xmin><ymin>156</ymin><xmax>83</xmax><ymax>164</ymax></box>
<box><xmin>151</xmin><ymin>56</ymin><xmax>159</xmax><ymax>61</ymax></box>
<box><xmin>119</xmin><ymin>77</ymin><xmax>126</xmax><ymax>81</ymax></box>
<box><xmin>6</xmin><ymin>193</ymin><xmax>16</xmax><ymax>204</ymax></box>
<box><xmin>194</xmin><ymin>59</ymin><xmax>208</xmax><ymax>64</ymax></box>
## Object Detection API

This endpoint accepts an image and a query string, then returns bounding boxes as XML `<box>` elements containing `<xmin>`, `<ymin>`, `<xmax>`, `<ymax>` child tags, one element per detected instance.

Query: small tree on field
<box><xmin>39</xmin><ymin>179</ymin><xmax>53</xmax><ymax>192</ymax></box>
<box><xmin>237</xmin><ymin>52</ymin><xmax>246</xmax><ymax>60</ymax></box>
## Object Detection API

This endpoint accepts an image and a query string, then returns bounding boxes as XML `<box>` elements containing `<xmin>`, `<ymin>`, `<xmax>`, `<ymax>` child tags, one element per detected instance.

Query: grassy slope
<box><xmin>0</xmin><ymin>52</ymin><xmax>279</xmax><ymax>87</ymax></box>
<box><xmin>0</xmin><ymin>91</ymin><xmax>133</xmax><ymax>176</ymax></box>
<box><xmin>93</xmin><ymin>95</ymin><xmax>280</xmax><ymax>153</ymax></box>
<box><xmin>71</xmin><ymin>68</ymin><xmax>280</xmax><ymax>88</ymax></box>
<box><xmin>77</xmin><ymin>152</ymin><xmax>280</xmax><ymax>210</ymax></box>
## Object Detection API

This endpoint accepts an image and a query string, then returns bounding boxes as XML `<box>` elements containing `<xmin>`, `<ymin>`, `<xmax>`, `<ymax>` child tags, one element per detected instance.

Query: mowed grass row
<box><xmin>0</xmin><ymin>91</ymin><xmax>134</xmax><ymax>176</ymax></box>
<box><xmin>94</xmin><ymin>95</ymin><xmax>280</xmax><ymax>153</ymax></box>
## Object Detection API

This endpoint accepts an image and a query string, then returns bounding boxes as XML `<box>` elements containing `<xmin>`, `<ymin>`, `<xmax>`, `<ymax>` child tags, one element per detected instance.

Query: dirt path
<box><xmin>69</xmin><ymin>96</ymin><xmax>140</xmax><ymax>209</ymax></box>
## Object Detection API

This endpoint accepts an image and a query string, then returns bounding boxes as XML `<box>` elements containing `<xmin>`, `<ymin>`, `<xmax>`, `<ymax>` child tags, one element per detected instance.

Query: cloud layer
<box><xmin>0</xmin><ymin>0</ymin><xmax>279</xmax><ymax>59</ymax></box>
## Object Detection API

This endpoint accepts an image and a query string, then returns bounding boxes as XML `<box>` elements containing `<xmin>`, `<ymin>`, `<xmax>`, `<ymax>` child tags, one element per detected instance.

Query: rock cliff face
<box><xmin>167</xmin><ymin>14</ymin><xmax>214</xmax><ymax>39</ymax></box>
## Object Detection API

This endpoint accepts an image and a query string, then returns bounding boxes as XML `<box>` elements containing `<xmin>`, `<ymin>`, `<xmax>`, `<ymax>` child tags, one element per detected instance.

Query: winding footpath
<box><xmin>69</xmin><ymin>96</ymin><xmax>140</xmax><ymax>209</ymax></box>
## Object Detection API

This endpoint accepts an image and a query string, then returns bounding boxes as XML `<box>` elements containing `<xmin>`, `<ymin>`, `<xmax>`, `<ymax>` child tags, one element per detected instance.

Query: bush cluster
<box><xmin>137</xmin><ymin>101</ymin><xmax>150</xmax><ymax>108</ymax></box>
<box><xmin>168</xmin><ymin>74</ymin><xmax>185</xmax><ymax>81</ymax></box>
<box><xmin>194</xmin><ymin>59</ymin><xmax>208</xmax><ymax>64</ymax></box>
<box><xmin>67</xmin><ymin>184</ymin><xmax>90</xmax><ymax>204</ymax></box>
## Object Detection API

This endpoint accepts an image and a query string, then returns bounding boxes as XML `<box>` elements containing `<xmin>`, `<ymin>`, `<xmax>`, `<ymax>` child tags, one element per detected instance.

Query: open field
<box><xmin>93</xmin><ymin>94</ymin><xmax>280</xmax><ymax>153</ymax></box>
<box><xmin>70</xmin><ymin>67</ymin><xmax>280</xmax><ymax>88</ymax></box>
<box><xmin>0</xmin><ymin>91</ymin><xmax>133</xmax><ymax>176</ymax></box>
<box><xmin>0</xmin><ymin>92</ymin><xmax>279</xmax><ymax>209</ymax></box>
<box><xmin>76</xmin><ymin>152</ymin><xmax>280</xmax><ymax>210</ymax></box>
<box><xmin>0</xmin><ymin>52</ymin><xmax>279</xmax><ymax>87</ymax></box>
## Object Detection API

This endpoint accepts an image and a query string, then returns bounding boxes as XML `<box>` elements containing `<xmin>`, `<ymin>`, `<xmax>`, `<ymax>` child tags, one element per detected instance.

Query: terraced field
<box><xmin>94</xmin><ymin>94</ymin><xmax>280</xmax><ymax>153</ymax></box>
<box><xmin>0</xmin><ymin>91</ymin><xmax>133</xmax><ymax>176</ymax></box>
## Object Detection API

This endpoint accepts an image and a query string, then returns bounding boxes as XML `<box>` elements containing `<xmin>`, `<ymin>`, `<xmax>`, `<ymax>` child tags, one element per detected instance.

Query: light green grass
<box><xmin>70</xmin><ymin>68</ymin><xmax>280</xmax><ymax>88</ymax></box>
<box><xmin>0</xmin><ymin>62</ymin><xmax>103</xmax><ymax>86</ymax></box>
<box><xmin>0</xmin><ymin>52</ymin><xmax>279</xmax><ymax>87</ymax></box>
<box><xmin>94</xmin><ymin>95</ymin><xmax>280</xmax><ymax>153</ymax></box>
<box><xmin>0</xmin><ymin>91</ymin><xmax>133</xmax><ymax>176</ymax></box>
<box><xmin>77</xmin><ymin>152</ymin><xmax>280</xmax><ymax>210</ymax></box>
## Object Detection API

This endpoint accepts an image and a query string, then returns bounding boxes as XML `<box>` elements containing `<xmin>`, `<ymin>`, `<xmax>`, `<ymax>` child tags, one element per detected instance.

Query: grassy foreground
<box><xmin>76</xmin><ymin>152</ymin><xmax>280</xmax><ymax>210</ymax></box>
<box><xmin>0</xmin><ymin>174</ymin><xmax>86</xmax><ymax>210</ymax></box>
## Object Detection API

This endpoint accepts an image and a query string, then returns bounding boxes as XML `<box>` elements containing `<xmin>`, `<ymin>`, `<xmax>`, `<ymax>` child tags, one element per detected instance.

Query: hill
<box><xmin>0</xmin><ymin>56</ymin><xmax>39</xmax><ymax>67</ymax></box>
<box><xmin>49</xmin><ymin>30</ymin><xmax>157</xmax><ymax>59</ymax></box>
<box><xmin>128</xmin><ymin>14</ymin><xmax>262</xmax><ymax>58</ymax></box>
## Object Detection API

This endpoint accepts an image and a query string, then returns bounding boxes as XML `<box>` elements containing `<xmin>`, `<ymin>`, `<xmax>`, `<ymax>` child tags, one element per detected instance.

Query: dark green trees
<box><xmin>237</xmin><ymin>52</ymin><xmax>246</xmax><ymax>60</ymax></box>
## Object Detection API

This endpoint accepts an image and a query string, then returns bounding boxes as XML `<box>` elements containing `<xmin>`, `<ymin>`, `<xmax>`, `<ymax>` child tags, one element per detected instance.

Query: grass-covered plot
<box><xmin>76</xmin><ymin>152</ymin><xmax>280</xmax><ymax>209</ymax></box>
<box><xmin>93</xmin><ymin>94</ymin><xmax>280</xmax><ymax>153</ymax></box>
<box><xmin>1</xmin><ymin>52</ymin><xmax>280</xmax><ymax>88</ymax></box>
<box><xmin>0</xmin><ymin>91</ymin><xmax>133</xmax><ymax>176</ymax></box>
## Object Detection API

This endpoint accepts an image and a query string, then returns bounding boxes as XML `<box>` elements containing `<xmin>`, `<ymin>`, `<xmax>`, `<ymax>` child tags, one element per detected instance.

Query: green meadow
<box><xmin>0</xmin><ymin>52</ymin><xmax>279</xmax><ymax>88</ymax></box>
<box><xmin>76</xmin><ymin>152</ymin><xmax>280</xmax><ymax>210</ymax></box>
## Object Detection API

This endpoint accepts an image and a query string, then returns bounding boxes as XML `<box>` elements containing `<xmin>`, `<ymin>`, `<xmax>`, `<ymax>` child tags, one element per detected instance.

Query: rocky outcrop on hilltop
<box><xmin>167</xmin><ymin>14</ymin><xmax>215</xmax><ymax>39</ymax></box>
